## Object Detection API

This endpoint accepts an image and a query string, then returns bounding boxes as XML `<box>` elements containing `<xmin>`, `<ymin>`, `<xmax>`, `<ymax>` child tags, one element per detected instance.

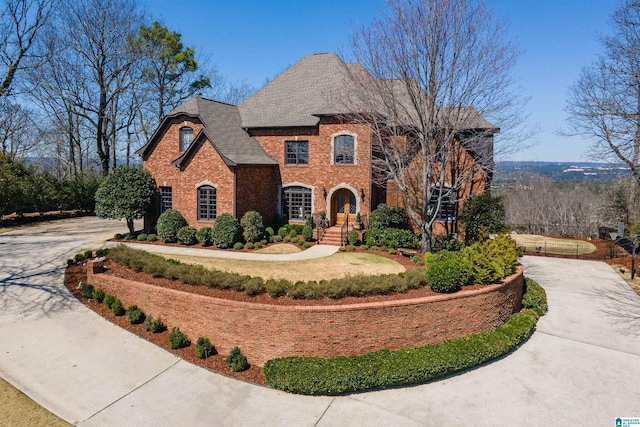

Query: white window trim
<box><xmin>330</xmin><ymin>131</ymin><xmax>358</xmax><ymax>165</ymax></box>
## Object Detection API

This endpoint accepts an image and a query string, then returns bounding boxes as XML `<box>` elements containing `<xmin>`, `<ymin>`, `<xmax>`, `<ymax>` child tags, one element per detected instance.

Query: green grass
<box><xmin>510</xmin><ymin>234</ymin><xmax>595</xmax><ymax>255</ymax></box>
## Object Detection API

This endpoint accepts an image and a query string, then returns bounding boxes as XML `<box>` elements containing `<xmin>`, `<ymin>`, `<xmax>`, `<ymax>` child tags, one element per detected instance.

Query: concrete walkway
<box><xmin>0</xmin><ymin>217</ymin><xmax>639</xmax><ymax>426</ymax></box>
<box><xmin>121</xmin><ymin>241</ymin><xmax>339</xmax><ymax>261</ymax></box>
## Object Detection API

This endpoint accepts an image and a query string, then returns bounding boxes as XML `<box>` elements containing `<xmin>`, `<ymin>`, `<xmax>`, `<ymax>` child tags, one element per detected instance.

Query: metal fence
<box><xmin>518</xmin><ymin>239</ymin><xmax>627</xmax><ymax>261</ymax></box>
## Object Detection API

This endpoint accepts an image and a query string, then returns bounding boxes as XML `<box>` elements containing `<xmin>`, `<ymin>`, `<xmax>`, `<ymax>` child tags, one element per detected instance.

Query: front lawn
<box><xmin>510</xmin><ymin>234</ymin><xmax>596</xmax><ymax>255</ymax></box>
<box><xmin>158</xmin><ymin>252</ymin><xmax>405</xmax><ymax>281</ymax></box>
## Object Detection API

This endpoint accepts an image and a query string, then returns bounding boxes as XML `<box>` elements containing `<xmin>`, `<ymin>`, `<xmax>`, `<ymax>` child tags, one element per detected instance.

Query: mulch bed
<box><xmin>65</xmin><ymin>264</ymin><xmax>267</xmax><ymax>386</ymax></box>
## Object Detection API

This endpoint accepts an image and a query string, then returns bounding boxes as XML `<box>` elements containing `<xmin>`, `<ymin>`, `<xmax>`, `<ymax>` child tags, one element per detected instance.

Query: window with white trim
<box><xmin>282</xmin><ymin>186</ymin><xmax>312</xmax><ymax>220</ymax></box>
<box><xmin>179</xmin><ymin>127</ymin><xmax>193</xmax><ymax>152</ymax></box>
<box><xmin>198</xmin><ymin>185</ymin><xmax>216</xmax><ymax>221</ymax></box>
<box><xmin>333</xmin><ymin>134</ymin><xmax>354</xmax><ymax>164</ymax></box>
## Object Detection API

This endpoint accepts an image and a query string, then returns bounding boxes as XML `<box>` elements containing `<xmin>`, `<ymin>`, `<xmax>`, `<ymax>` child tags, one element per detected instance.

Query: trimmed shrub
<box><xmin>289</xmin><ymin>229</ymin><xmax>298</xmax><ymax>238</ymax></box>
<box><xmin>368</xmin><ymin>204</ymin><xmax>410</xmax><ymax>229</ymax></box>
<box><xmin>432</xmin><ymin>234</ymin><xmax>464</xmax><ymax>252</ymax></box>
<box><xmin>111</xmin><ymin>299</ymin><xmax>125</xmax><ymax>316</ymax></box>
<box><xmin>460</xmin><ymin>193</ymin><xmax>506</xmax><ymax>244</ymax></box>
<box><xmin>254</xmin><ymin>242</ymin><xmax>263</xmax><ymax>249</ymax></box>
<box><xmin>226</xmin><ymin>347</ymin><xmax>248</xmax><ymax>372</ymax></box>
<box><xmin>283</xmin><ymin>236</ymin><xmax>291</xmax><ymax>242</ymax></box>
<box><xmin>263</xmin><ymin>309</ymin><xmax>540</xmax><ymax>395</ymax></box>
<box><xmin>84</xmin><ymin>250</ymin><xmax>93</xmax><ymax>259</ymax></box>
<box><xmin>338</xmin><ymin>246</ymin><xmax>346</xmax><ymax>252</ymax></box>
<box><xmin>273</xmin><ymin>235</ymin><xmax>283</xmax><ymax>242</ymax></box>
<box><xmin>92</xmin><ymin>288</ymin><xmax>105</xmax><ymax>303</ymax></box>
<box><xmin>137</xmin><ymin>233</ymin><xmax>148</xmax><ymax>241</ymax></box>
<box><xmin>424</xmin><ymin>250</ymin><xmax>474</xmax><ymax>293</ymax></box>
<box><xmin>522</xmin><ymin>277</ymin><xmax>547</xmax><ymax>316</ymax></box>
<box><xmin>411</xmin><ymin>256</ymin><xmax>423</xmax><ymax>265</ymax></box>
<box><xmin>303</xmin><ymin>241</ymin><xmax>312</xmax><ymax>249</ymax></box>
<box><xmin>348</xmin><ymin>229</ymin><xmax>359</xmax><ymax>246</ymax></box>
<box><xmin>212</xmin><ymin>213</ymin><xmax>240</xmax><ymax>248</ymax></box>
<box><xmin>364</xmin><ymin>228</ymin><xmax>420</xmax><ymax>249</ymax></box>
<box><xmin>265</xmin><ymin>278</ymin><xmax>290</xmax><ymax>297</ymax></box>
<box><xmin>157</xmin><ymin>209</ymin><xmax>187</xmax><ymax>243</ymax></box>
<box><xmin>360</xmin><ymin>244</ymin><xmax>369</xmax><ymax>250</ymax></box>
<box><xmin>195</xmin><ymin>337</ymin><xmax>216</xmax><ymax>359</ymax></box>
<box><xmin>265</xmin><ymin>227</ymin><xmax>274</xmax><ymax>237</ymax></box>
<box><xmin>241</xmin><ymin>210</ymin><xmax>265</xmax><ymax>243</ymax></box>
<box><xmin>80</xmin><ymin>282</ymin><xmax>94</xmax><ymax>299</ymax></box>
<box><xmin>103</xmin><ymin>294</ymin><xmax>115</xmax><ymax>309</ymax></box>
<box><xmin>305</xmin><ymin>215</ymin><xmax>315</xmax><ymax>229</ymax></box>
<box><xmin>260</xmin><ymin>239</ymin><xmax>268</xmax><ymax>245</ymax></box>
<box><xmin>370</xmin><ymin>245</ymin><xmax>379</xmax><ymax>251</ymax></box>
<box><xmin>233</xmin><ymin>242</ymin><xmax>244</xmax><ymax>250</ymax></box>
<box><xmin>125</xmin><ymin>305</ymin><xmax>145</xmax><ymax>324</ymax></box>
<box><xmin>277</xmin><ymin>226</ymin><xmax>288</xmax><ymax>238</ymax></box>
<box><xmin>147</xmin><ymin>233</ymin><xmax>158</xmax><ymax>242</ymax></box>
<box><xmin>196</xmin><ymin>227</ymin><xmax>214</xmax><ymax>246</ymax></box>
<box><xmin>291</xmin><ymin>238</ymin><xmax>299</xmax><ymax>244</ymax></box>
<box><xmin>114</xmin><ymin>233</ymin><xmax>124</xmax><ymax>240</ymax></box>
<box><xmin>124</xmin><ymin>233</ymin><xmax>136</xmax><ymax>241</ymax></box>
<box><xmin>389</xmin><ymin>249</ymin><xmax>397</xmax><ymax>255</ymax></box>
<box><xmin>462</xmin><ymin>235</ymin><xmax>519</xmax><ymax>285</ymax></box>
<box><xmin>169</xmin><ymin>327</ymin><xmax>191</xmax><ymax>349</ymax></box>
<box><xmin>95</xmin><ymin>248</ymin><xmax>109</xmax><ymax>257</ymax></box>
<box><xmin>67</xmin><ymin>259</ymin><xmax>74</xmax><ymax>266</ymax></box>
<box><xmin>302</xmin><ymin>225</ymin><xmax>313</xmax><ymax>241</ymax></box>
<box><xmin>145</xmin><ymin>315</ymin><xmax>165</xmax><ymax>333</ymax></box>
<box><xmin>177</xmin><ymin>226</ymin><xmax>198</xmax><ymax>246</ymax></box>
<box><xmin>74</xmin><ymin>252</ymin><xmax>86</xmax><ymax>263</ymax></box>
<box><xmin>245</xmin><ymin>242</ymin><xmax>254</xmax><ymax>250</ymax></box>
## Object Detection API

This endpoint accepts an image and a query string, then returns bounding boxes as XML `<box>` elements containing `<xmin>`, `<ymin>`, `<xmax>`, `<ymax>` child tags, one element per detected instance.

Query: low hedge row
<box><xmin>107</xmin><ymin>244</ymin><xmax>427</xmax><ymax>299</ymax></box>
<box><xmin>263</xmin><ymin>277</ymin><xmax>546</xmax><ymax>395</ymax></box>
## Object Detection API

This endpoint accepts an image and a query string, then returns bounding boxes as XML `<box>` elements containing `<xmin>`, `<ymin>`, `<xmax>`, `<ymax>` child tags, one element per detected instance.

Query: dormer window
<box><xmin>333</xmin><ymin>134</ymin><xmax>355</xmax><ymax>164</ymax></box>
<box><xmin>179</xmin><ymin>127</ymin><xmax>193</xmax><ymax>152</ymax></box>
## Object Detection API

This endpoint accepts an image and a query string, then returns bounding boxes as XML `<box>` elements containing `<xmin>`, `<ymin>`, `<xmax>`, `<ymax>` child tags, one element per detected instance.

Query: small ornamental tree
<box><xmin>94</xmin><ymin>167</ymin><xmax>154</xmax><ymax>234</ymax></box>
<box><xmin>212</xmin><ymin>213</ymin><xmax>241</xmax><ymax>248</ymax></box>
<box><xmin>460</xmin><ymin>194</ymin><xmax>506</xmax><ymax>244</ymax></box>
<box><xmin>240</xmin><ymin>210</ymin><xmax>265</xmax><ymax>243</ymax></box>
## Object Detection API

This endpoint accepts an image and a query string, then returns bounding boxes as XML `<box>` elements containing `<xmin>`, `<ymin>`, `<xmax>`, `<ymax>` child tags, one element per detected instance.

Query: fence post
<box><xmin>544</xmin><ymin>242</ymin><xmax>547</xmax><ymax>256</ymax></box>
<box><xmin>576</xmin><ymin>243</ymin><xmax>579</xmax><ymax>259</ymax></box>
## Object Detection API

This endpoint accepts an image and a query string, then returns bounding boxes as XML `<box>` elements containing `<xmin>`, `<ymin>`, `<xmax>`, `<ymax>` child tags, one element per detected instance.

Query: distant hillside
<box><xmin>494</xmin><ymin>161</ymin><xmax>632</xmax><ymax>185</ymax></box>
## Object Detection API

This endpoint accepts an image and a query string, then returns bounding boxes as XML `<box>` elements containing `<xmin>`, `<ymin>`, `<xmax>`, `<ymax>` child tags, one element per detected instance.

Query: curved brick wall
<box><xmin>87</xmin><ymin>263</ymin><xmax>524</xmax><ymax>367</ymax></box>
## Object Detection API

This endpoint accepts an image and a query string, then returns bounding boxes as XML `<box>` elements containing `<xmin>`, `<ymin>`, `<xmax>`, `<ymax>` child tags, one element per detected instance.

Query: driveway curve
<box><xmin>0</xmin><ymin>217</ymin><xmax>639</xmax><ymax>426</ymax></box>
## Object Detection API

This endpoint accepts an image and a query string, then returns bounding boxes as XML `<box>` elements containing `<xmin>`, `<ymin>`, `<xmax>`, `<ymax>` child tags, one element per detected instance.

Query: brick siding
<box><xmin>88</xmin><ymin>263</ymin><xmax>523</xmax><ymax>367</ymax></box>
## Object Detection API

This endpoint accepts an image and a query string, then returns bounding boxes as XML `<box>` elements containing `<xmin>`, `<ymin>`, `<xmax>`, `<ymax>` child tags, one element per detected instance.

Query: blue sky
<box><xmin>141</xmin><ymin>0</ymin><xmax>617</xmax><ymax>163</ymax></box>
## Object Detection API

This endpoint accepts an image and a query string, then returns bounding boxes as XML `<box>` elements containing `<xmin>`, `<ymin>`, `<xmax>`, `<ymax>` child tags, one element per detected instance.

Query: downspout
<box><xmin>233</xmin><ymin>166</ymin><xmax>237</xmax><ymax>218</ymax></box>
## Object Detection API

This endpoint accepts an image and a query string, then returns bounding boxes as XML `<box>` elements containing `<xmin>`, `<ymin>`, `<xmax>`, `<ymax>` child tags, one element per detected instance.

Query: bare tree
<box><xmin>0</xmin><ymin>0</ymin><xmax>56</xmax><ymax>97</ymax></box>
<box><xmin>567</xmin><ymin>1</ymin><xmax>640</xmax><ymax>187</ymax></box>
<box><xmin>0</xmin><ymin>99</ymin><xmax>39</xmax><ymax>159</ymax></box>
<box><xmin>347</xmin><ymin>0</ymin><xmax>524</xmax><ymax>252</ymax></box>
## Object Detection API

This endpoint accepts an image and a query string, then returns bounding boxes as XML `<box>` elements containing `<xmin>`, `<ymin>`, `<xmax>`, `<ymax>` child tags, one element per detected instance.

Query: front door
<box><xmin>333</xmin><ymin>188</ymin><xmax>357</xmax><ymax>225</ymax></box>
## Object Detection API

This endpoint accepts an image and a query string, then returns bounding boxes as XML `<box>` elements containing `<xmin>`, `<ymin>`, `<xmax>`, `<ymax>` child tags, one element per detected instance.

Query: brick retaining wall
<box><xmin>87</xmin><ymin>263</ymin><xmax>524</xmax><ymax>367</ymax></box>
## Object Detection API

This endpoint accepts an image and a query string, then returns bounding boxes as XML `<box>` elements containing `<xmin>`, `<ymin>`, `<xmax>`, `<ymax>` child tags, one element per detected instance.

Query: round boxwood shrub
<box><xmin>240</xmin><ymin>210</ymin><xmax>265</xmax><ymax>243</ymax></box>
<box><xmin>169</xmin><ymin>327</ymin><xmax>191</xmax><ymax>349</ymax></box>
<box><xmin>126</xmin><ymin>305</ymin><xmax>145</xmax><ymax>324</ymax></box>
<box><xmin>103</xmin><ymin>294</ymin><xmax>115</xmax><ymax>309</ymax></box>
<box><xmin>273</xmin><ymin>235</ymin><xmax>283</xmax><ymax>242</ymax></box>
<box><xmin>369</xmin><ymin>203</ymin><xmax>410</xmax><ymax>229</ymax></box>
<box><xmin>124</xmin><ymin>233</ymin><xmax>136</xmax><ymax>240</ymax></box>
<box><xmin>233</xmin><ymin>242</ymin><xmax>244</xmax><ymax>250</ymax></box>
<box><xmin>145</xmin><ymin>315</ymin><xmax>165</xmax><ymax>333</ymax></box>
<box><xmin>424</xmin><ymin>250</ymin><xmax>474</xmax><ymax>293</ymax></box>
<box><xmin>146</xmin><ymin>233</ymin><xmax>158</xmax><ymax>242</ymax></box>
<box><xmin>196</xmin><ymin>226</ymin><xmax>213</xmax><ymax>246</ymax></box>
<box><xmin>254</xmin><ymin>242</ymin><xmax>263</xmax><ymax>249</ymax></box>
<box><xmin>212</xmin><ymin>213</ymin><xmax>240</xmax><ymax>248</ymax></box>
<box><xmin>303</xmin><ymin>241</ymin><xmax>312</xmax><ymax>249</ymax></box>
<box><xmin>288</xmin><ymin>229</ymin><xmax>297</xmax><ymax>238</ymax></box>
<box><xmin>177</xmin><ymin>226</ymin><xmax>198</xmax><ymax>246</ymax></box>
<box><xmin>114</xmin><ymin>233</ymin><xmax>124</xmax><ymax>240</ymax></box>
<box><xmin>137</xmin><ymin>233</ymin><xmax>148</xmax><ymax>241</ymax></box>
<box><xmin>92</xmin><ymin>288</ymin><xmax>105</xmax><ymax>303</ymax></box>
<box><xmin>195</xmin><ymin>337</ymin><xmax>216</xmax><ymax>359</ymax></box>
<box><xmin>245</xmin><ymin>242</ymin><xmax>254</xmax><ymax>250</ymax></box>
<box><xmin>226</xmin><ymin>346</ymin><xmax>248</xmax><ymax>372</ymax></box>
<box><xmin>111</xmin><ymin>298</ymin><xmax>125</xmax><ymax>316</ymax></box>
<box><xmin>80</xmin><ymin>282</ymin><xmax>94</xmax><ymax>299</ymax></box>
<box><xmin>157</xmin><ymin>209</ymin><xmax>187</xmax><ymax>243</ymax></box>
<box><xmin>348</xmin><ymin>229</ymin><xmax>359</xmax><ymax>246</ymax></box>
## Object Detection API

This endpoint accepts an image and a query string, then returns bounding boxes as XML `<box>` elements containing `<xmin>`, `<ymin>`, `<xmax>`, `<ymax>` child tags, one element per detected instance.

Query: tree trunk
<box><xmin>127</xmin><ymin>218</ymin><xmax>135</xmax><ymax>234</ymax></box>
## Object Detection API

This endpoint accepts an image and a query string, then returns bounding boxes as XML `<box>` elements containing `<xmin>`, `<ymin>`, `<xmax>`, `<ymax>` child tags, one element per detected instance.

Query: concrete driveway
<box><xmin>0</xmin><ymin>217</ymin><xmax>639</xmax><ymax>426</ymax></box>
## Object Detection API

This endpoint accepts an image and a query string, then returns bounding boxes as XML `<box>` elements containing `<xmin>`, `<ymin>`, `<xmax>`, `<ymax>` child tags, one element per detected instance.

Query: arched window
<box><xmin>198</xmin><ymin>185</ymin><xmax>216</xmax><ymax>221</ymax></box>
<box><xmin>333</xmin><ymin>134</ymin><xmax>355</xmax><ymax>164</ymax></box>
<box><xmin>179</xmin><ymin>127</ymin><xmax>193</xmax><ymax>152</ymax></box>
<box><xmin>282</xmin><ymin>186</ymin><xmax>312</xmax><ymax>220</ymax></box>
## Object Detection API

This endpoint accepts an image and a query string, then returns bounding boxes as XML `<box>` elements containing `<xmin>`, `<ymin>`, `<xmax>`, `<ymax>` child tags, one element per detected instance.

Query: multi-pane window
<box><xmin>430</xmin><ymin>187</ymin><xmax>457</xmax><ymax>221</ymax></box>
<box><xmin>334</xmin><ymin>134</ymin><xmax>355</xmax><ymax>164</ymax></box>
<box><xmin>198</xmin><ymin>185</ymin><xmax>216</xmax><ymax>221</ymax></box>
<box><xmin>159</xmin><ymin>186</ymin><xmax>172</xmax><ymax>214</ymax></box>
<box><xmin>282</xmin><ymin>186</ymin><xmax>312</xmax><ymax>220</ymax></box>
<box><xmin>285</xmin><ymin>141</ymin><xmax>308</xmax><ymax>165</ymax></box>
<box><xmin>179</xmin><ymin>127</ymin><xmax>193</xmax><ymax>152</ymax></box>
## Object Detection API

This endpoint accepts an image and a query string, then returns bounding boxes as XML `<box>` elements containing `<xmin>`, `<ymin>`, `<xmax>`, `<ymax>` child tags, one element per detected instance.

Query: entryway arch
<box><xmin>328</xmin><ymin>185</ymin><xmax>359</xmax><ymax>226</ymax></box>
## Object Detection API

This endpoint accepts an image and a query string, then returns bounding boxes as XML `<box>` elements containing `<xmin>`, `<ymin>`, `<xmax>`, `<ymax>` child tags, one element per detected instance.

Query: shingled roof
<box><xmin>238</xmin><ymin>52</ymin><xmax>353</xmax><ymax>128</ymax></box>
<box><xmin>239</xmin><ymin>52</ymin><xmax>498</xmax><ymax>132</ymax></box>
<box><xmin>137</xmin><ymin>97</ymin><xmax>277</xmax><ymax>166</ymax></box>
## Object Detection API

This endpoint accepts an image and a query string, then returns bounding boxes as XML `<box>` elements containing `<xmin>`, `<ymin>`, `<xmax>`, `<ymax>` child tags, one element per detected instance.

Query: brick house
<box><xmin>137</xmin><ymin>52</ymin><xmax>497</xmax><ymax>236</ymax></box>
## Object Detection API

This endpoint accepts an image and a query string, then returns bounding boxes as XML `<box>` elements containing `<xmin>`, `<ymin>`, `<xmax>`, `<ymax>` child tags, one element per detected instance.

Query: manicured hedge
<box><xmin>107</xmin><ymin>245</ymin><xmax>426</xmax><ymax>299</ymax></box>
<box><xmin>263</xmin><ymin>277</ymin><xmax>546</xmax><ymax>395</ymax></box>
<box><xmin>363</xmin><ymin>228</ymin><xmax>420</xmax><ymax>249</ymax></box>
